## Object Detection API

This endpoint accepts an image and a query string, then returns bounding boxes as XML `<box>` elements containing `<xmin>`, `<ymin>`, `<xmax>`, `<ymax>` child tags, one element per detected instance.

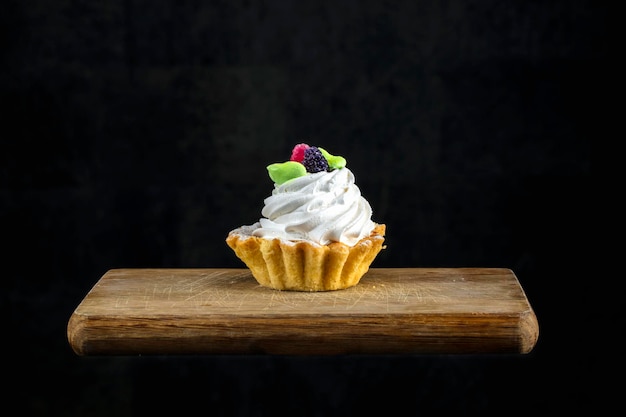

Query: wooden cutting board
<box><xmin>67</xmin><ymin>268</ymin><xmax>538</xmax><ymax>356</ymax></box>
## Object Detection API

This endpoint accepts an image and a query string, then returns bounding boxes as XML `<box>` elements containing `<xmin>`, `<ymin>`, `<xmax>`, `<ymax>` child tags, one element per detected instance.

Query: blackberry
<box><xmin>302</xmin><ymin>146</ymin><xmax>329</xmax><ymax>173</ymax></box>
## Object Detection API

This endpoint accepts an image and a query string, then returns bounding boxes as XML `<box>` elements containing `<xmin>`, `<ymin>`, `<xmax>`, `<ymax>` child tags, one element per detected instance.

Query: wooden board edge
<box><xmin>67</xmin><ymin>310</ymin><xmax>88</xmax><ymax>356</ymax></box>
<box><xmin>66</xmin><ymin>312</ymin><xmax>538</xmax><ymax>356</ymax></box>
<box><xmin>519</xmin><ymin>308</ymin><xmax>540</xmax><ymax>354</ymax></box>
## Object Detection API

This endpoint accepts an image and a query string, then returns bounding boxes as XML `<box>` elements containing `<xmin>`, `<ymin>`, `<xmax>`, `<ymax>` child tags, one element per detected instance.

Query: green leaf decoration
<box><xmin>267</xmin><ymin>161</ymin><xmax>307</xmax><ymax>184</ymax></box>
<box><xmin>319</xmin><ymin>147</ymin><xmax>346</xmax><ymax>170</ymax></box>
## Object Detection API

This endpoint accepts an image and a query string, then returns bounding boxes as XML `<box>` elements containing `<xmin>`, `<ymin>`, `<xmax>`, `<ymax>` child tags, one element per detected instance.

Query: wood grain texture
<box><xmin>67</xmin><ymin>268</ymin><xmax>538</xmax><ymax>356</ymax></box>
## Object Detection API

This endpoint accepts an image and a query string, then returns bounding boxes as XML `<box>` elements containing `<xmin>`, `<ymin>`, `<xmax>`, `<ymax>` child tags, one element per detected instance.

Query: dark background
<box><xmin>2</xmin><ymin>1</ymin><xmax>608</xmax><ymax>415</ymax></box>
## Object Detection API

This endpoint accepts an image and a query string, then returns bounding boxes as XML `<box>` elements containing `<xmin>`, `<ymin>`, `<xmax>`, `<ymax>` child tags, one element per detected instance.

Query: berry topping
<box><xmin>266</xmin><ymin>143</ymin><xmax>347</xmax><ymax>184</ymax></box>
<box><xmin>290</xmin><ymin>143</ymin><xmax>310</xmax><ymax>162</ymax></box>
<box><xmin>302</xmin><ymin>146</ymin><xmax>329</xmax><ymax>173</ymax></box>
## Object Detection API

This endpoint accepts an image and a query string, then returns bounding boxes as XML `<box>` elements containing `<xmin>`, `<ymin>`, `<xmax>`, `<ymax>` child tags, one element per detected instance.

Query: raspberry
<box><xmin>290</xmin><ymin>143</ymin><xmax>310</xmax><ymax>162</ymax></box>
<box><xmin>302</xmin><ymin>146</ymin><xmax>329</xmax><ymax>173</ymax></box>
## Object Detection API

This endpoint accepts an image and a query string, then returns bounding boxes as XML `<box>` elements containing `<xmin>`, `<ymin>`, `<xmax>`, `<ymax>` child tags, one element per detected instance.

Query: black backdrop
<box><xmin>2</xmin><ymin>1</ymin><xmax>607</xmax><ymax>415</ymax></box>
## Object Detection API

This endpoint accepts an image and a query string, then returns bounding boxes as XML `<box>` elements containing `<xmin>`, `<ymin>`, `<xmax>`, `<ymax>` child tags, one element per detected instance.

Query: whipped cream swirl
<box><xmin>251</xmin><ymin>167</ymin><xmax>376</xmax><ymax>246</ymax></box>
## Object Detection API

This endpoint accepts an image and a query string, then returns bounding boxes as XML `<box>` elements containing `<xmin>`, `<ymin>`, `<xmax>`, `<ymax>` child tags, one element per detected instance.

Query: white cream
<box><xmin>249</xmin><ymin>167</ymin><xmax>376</xmax><ymax>246</ymax></box>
